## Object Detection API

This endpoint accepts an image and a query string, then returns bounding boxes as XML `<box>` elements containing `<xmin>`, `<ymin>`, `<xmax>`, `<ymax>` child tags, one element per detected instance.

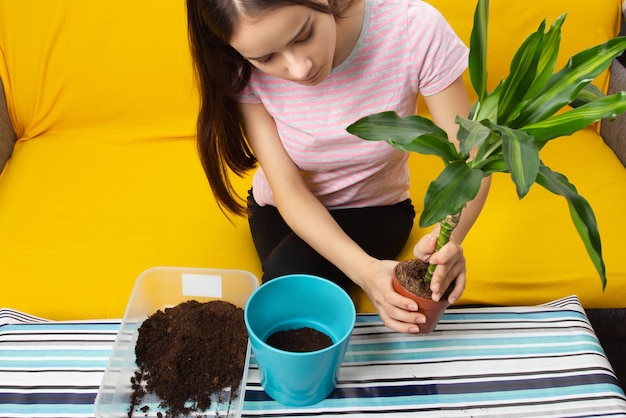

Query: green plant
<box><xmin>347</xmin><ymin>0</ymin><xmax>626</xmax><ymax>288</ymax></box>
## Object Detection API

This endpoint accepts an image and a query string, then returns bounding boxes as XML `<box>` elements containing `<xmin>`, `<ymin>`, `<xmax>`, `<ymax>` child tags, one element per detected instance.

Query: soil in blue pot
<box><xmin>267</xmin><ymin>327</ymin><xmax>333</xmax><ymax>352</ymax></box>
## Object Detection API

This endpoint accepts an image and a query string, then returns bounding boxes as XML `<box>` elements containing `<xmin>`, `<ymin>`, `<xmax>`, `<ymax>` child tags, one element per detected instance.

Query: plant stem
<box><xmin>423</xmin><ymin>212</ymin><xmax>462</xmax><ymax>283</ymax></box>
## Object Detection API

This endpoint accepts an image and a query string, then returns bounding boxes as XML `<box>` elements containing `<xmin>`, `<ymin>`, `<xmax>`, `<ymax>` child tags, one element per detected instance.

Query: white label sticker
<box><xmin>181</xmin><ymin>273</ymin><xmax>223</xmax><ymax>298</ymax></box>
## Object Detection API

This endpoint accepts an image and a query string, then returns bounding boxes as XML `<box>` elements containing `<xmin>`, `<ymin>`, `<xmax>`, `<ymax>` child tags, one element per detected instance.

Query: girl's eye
<box><xmin>250</xmin><ymin>25</ymin><xmax>314</xmax><ymax>67</ymax></box>
<box><xmin>296</xmin><ymin>28</ymin><xmax>314</xmax><ymax>44</ymax></box>
<box><xmin>255</xmin><ymin>54</ymin><xmax>274</xmax><ymax>66</ymax></box>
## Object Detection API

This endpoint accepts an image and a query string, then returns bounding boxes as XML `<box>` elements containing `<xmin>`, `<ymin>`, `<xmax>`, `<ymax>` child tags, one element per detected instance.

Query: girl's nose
<box><xmin>284</xmin><ymin>53</ymin><xmax>313</xmax><ymax>80</ymax></box>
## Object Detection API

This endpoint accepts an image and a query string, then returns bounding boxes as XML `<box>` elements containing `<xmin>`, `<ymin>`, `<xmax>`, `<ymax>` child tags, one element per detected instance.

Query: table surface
<box><xmin>1</xmin><ymin>295</ymin><xmax>625</xmax><ymax>418</ymax></box>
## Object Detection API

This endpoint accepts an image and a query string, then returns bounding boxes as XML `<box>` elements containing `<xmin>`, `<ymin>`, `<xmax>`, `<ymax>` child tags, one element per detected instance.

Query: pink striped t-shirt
<box><xmin>237</xmin><ymin>0</ymin><xmax>468</xmax><ymax>209</ymax></box>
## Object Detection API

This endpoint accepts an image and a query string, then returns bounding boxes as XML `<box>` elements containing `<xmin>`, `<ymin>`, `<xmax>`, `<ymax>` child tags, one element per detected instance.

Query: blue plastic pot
<box><xmin>244</xmin><ymin>274</ymin><xmax>356</xmax><ymax>406</ymax></box>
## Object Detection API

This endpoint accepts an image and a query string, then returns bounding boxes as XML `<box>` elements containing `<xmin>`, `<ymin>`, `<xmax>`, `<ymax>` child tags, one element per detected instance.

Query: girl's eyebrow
<box><xmin>245</xmin><ymin>16</ymin><xmax>312</xmax><ymax>61</ymax></box>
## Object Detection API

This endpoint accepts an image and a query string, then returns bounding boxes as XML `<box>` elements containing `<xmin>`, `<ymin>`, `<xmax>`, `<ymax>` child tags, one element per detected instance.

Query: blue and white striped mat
<box><xmin>1</xmin><ymin>295</ymin><xmax>625</xmax><ymax>417</ymax></box>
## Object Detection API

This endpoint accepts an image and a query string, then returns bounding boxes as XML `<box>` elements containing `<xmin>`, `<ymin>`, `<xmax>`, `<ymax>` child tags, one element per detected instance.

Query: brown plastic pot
<box><xmin>392</xmin><ymin>270</ymin><xmax>450</xmax><ymax>334</ymax></box>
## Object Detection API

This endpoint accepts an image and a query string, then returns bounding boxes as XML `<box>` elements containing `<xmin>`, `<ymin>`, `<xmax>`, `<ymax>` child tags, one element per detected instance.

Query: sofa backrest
<box><xmin>1</xmin><ymin>0</ymin><xmax>621</xmax><ymax>144</ymax></box>
<box><xmin>0</xmin><ymin>1</ymin><xmax>198</xmax><ymax>143</ymax></box>
<box><xmin>425</xmin><ymin>0</ymin><xmax>622</xmax><ymax>102</ymax></box>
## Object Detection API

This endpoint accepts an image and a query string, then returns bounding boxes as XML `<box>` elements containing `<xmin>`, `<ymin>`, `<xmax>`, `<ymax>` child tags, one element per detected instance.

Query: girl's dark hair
<box><xmin>186</xmin><ymin>0</ymin><xmax>346</xmax><ymax>216</ymax></box>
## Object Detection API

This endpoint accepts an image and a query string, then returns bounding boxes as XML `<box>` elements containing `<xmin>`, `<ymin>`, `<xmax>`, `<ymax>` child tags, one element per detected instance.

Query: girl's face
<box><xmin>230</xmin><ymin>5</ymin><xmax>337</xmax><ymax>85</ymax></box>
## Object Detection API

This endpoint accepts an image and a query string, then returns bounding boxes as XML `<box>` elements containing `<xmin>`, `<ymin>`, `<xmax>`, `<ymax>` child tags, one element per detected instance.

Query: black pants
<box><xmin>247</xmin><ymin>190</ymin><xmax>415</xmax><ymax>290</ymax></box>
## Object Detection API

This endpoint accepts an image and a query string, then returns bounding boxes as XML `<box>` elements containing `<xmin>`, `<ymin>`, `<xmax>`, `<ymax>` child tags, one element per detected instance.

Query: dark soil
<box><xmin>129</xmin><ymin>300</ymin><xmax>248</xmax><ymax>417</ymax></box>
<box><xmin>267</xmin><ymin>327</ymin><xmax>333</xmax><ymax>352</ymax></box>
<box><xmin>395</xmin><ymin>259</ymin><xmax>454</xmax><ymax>300</ymax></box>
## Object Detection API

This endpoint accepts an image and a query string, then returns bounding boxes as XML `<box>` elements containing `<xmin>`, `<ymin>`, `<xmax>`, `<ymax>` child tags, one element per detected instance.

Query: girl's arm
<box><xmin>419</xmin><ymin>76</ymin><xmax>492</xmax><ymax>303</ymax></box>
<box><xmin>239</xmin><ymin>101</ymin><xmax>428</xmax><ymax>333</ymax></box>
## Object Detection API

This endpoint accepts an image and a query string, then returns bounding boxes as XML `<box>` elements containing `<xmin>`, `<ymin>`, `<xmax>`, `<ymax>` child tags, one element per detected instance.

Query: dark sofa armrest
<box><xmin>0</xmin><ymin>78</ymin><xmax>17</xmax><ymax>173</ymax></box>
<box><xmin>600</xmin><ymin>59</ymin><xmax>626</xmax><ymax>167</ymax></box>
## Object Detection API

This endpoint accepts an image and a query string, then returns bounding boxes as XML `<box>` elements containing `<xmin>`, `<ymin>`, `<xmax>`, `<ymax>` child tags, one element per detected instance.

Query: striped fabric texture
<box><xmin>1</xmin><ymin>296</ymin><xmax>625</xmax><ymax>417</ymax></box>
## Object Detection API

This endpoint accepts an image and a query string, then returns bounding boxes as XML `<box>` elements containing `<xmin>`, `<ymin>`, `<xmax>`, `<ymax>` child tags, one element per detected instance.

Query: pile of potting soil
<box><xmin>129</xmin><ymin>300</ymin><xmax>247</xmax><ymax>417</ymax></box>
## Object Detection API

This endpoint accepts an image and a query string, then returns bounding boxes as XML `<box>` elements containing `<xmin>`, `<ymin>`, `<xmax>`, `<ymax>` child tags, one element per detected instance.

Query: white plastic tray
<box><xmin>94</xmin><ymin>266</ymin><xmax>259</xmax><ymax>417</ymax></box>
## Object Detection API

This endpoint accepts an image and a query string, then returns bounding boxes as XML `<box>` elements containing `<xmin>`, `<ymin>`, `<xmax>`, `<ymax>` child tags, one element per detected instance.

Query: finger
<box><xmin>447</xmin><ymin>271</ymin><xmax>467</xmax><ymax>304</ymax></box>
<box><xmin>429</xmin><ymin>241</ymin><xmax>463</xmax><ymax>265</ymax></box>
<box><xmin>413</xmin><ymin>234</ymin><xmax>438</xmax><ymax>260</ymax></box>
<box><xmin>379</xmin><ymin>312</ymin><xmax>427</xmax><ymax>334</ymax></box>
<box><xmin>429</xmin><ymin>258</ymin><xmax>465</xmax><ymax>302</ymax></box>
<box><xmin>376</xmin><ymin>294</ymin><xmax>428</xmax><ymax>333</ymax></box>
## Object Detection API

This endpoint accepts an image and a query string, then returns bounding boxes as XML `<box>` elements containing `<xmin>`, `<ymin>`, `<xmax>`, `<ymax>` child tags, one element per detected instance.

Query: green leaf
<box><xmin>522</xmin><ymin>91</ymin><xmax>626</xmax><ymax>146</ymax></box>
<box><xmin>347</xmin><ymin>111</ymin><xmax>461</xmax><ymax>162</ymax></box>
<box><xmin>420</xmin><ymin>161</ymin><xmax>484</xmax><ymax>227</ymax></box>
<box><xmin>569</xmin><ymin>83</ymin><xmax>605</xmax><ymax>108</ymax></box>
<box><xmin>512</xmin><ymin>36</ymin><xmax>626</xmax><ymax>128</ymax></box>
<box><xmin>523</xmin><ymin>14</ymin><xmax>566</xmax><ymax>100</ymax></box>
<box><xmin>472</xmin><ymin>84</ymin><xmax>501</xmax><ymax>121</ymax></box>
<box><xmin>479</xmin><ymin>158</ymin><xmax>508</xmax><ymax>174</ymax></box>
<box><xmin>469</xmin><ymin>0</ymin><xmax>489</xmax><ymax>102</ymax></box>
<box><xmin>347</xmin><ymin>111</ymin><xmax>446</xmax><ymax>142</ymax></box>
<box><xmin>456</xmin><ymin>116</ymin><xmax>491</xmax><ymax>154</ymax></box>
<box><xmin>535</xmin><ymin>164</ymin><xmax>606</xmax><ymax>289</ymax></box>
<box><xmin>495</xmin><ymin>124</ymin><xmax>539</xmax><ymax>198</ymax></box>
<box><xmin>497</xmin><ymin>21</ymin><xmax>545</xmax><ymax>124</ymax></box>
<box><xmin>389</xmin><ymin>134</ymin><xmax>462</xmax><ymax>162</ymax></box>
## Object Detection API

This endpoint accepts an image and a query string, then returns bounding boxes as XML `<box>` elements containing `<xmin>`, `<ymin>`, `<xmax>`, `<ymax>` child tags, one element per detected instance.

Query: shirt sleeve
<box><xmin>407</xmin><ymin>1</ymin><xmax>469</xmax><ymax>97</ymax></box>
<box><xmin>236</xmin><ymin>79</ymin><xmax>262</xmax><ymax>104</ymax></box>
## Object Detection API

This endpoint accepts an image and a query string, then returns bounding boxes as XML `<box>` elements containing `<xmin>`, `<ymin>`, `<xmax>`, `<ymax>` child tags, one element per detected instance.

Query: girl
<box><xmin>186</xmin><ymin>0</ymin><xmax>491</xmax><ymax>333</ymax></box>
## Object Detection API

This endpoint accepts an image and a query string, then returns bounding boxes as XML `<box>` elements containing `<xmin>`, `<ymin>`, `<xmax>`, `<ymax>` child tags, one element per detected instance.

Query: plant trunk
<box><xmin>423</xmin><ymin>212</ymin><xmax>462</xmax><ymax>283</ymax></box>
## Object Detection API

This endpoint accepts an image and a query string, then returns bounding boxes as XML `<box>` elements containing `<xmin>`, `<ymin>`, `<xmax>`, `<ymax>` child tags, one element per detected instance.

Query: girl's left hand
<box><xmin>412</xmin><ymin>232</ymin><xmax>466</xmax><ymax>304</ymax></box>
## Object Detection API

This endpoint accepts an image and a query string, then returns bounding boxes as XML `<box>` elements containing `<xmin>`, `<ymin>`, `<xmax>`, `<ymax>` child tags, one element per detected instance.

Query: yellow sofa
<box><xmin>1</xmin><ymin>0</ymin><xmax>625</xmax><ymax>323</ymax></box>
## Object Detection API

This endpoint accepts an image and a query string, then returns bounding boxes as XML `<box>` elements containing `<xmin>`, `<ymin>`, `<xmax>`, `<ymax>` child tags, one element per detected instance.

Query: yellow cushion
<box><xmin>354</xmin><ymin>127</ymin><xmax>626</xmax><ymax>312</ymax></box>
<box><xmin>460</xmin><ymin>129</ymin><xmax>626</xmax><ymax>308</ymax></box>
<box><xmin>0</xmin><ymin>133</ymin><xmax>260</xmax><ymax>319</ymax></box>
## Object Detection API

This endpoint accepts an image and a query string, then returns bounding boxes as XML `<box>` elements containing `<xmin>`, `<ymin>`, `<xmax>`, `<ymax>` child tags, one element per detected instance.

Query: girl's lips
<box><xmin>301</xmin><ymin>68</ymin><xmax>321</xmax><ymax>84</ymax></box>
